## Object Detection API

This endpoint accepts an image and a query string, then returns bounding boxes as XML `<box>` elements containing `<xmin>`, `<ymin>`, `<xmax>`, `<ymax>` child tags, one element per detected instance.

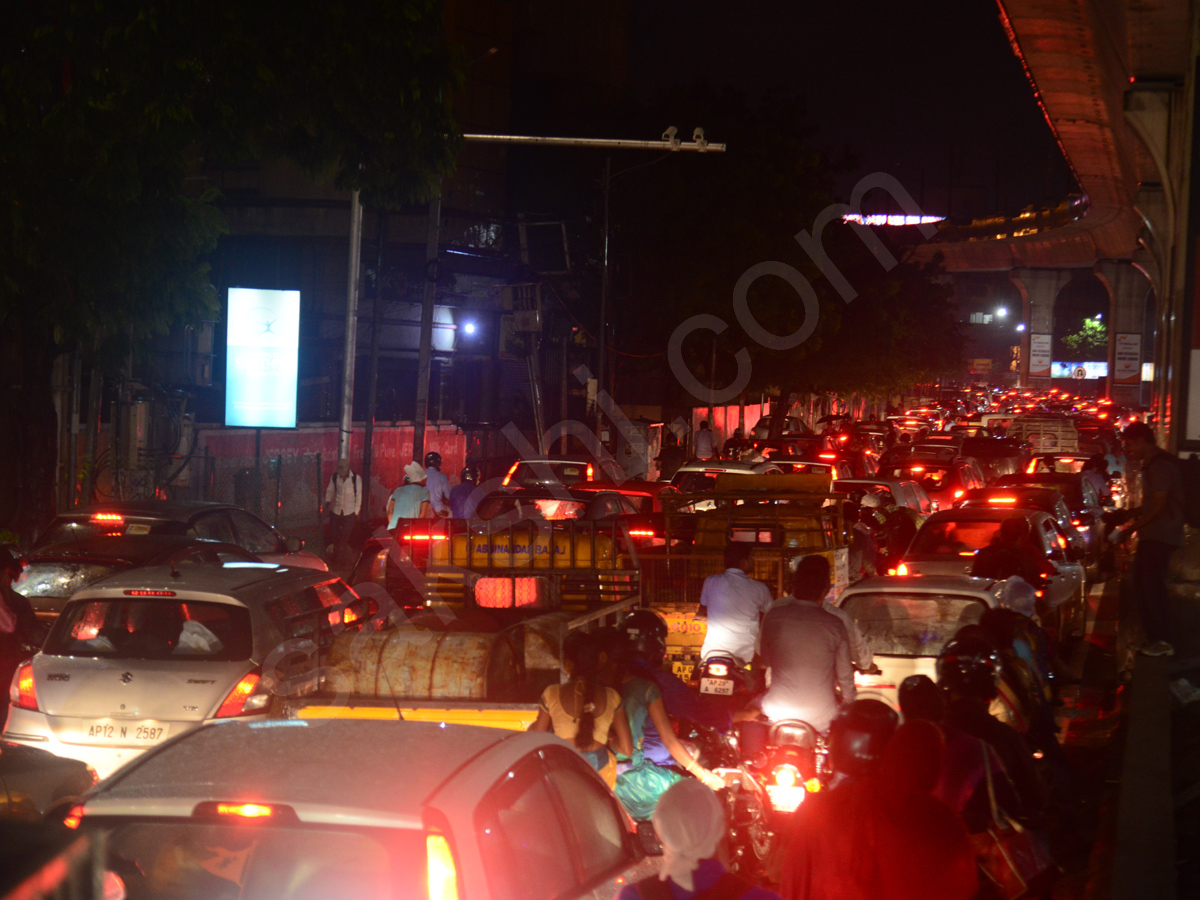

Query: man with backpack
<box><xmin>1117</xmin><ymin>422</ymin><xmax>1185</xmax><ymax>657</ymax></box>
<box><xmin>323</xmin><ymin>458</ymin><xmax>362</xmax><ymax>568</ymax></box>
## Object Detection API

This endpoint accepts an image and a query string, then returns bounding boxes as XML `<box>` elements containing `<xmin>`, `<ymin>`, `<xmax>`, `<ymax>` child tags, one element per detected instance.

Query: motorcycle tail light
<box><xmin>773</xmin><ymin>764</ymin><xmax>798</xmax><ymax>787</ymax></box>
<box><xmin>707</xmin><ymin>662</ymin><xmax>729</xmax><ymax>678</ymax></box>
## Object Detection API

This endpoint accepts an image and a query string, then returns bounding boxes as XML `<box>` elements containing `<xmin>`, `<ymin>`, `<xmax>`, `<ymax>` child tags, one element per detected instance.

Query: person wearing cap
<box><xmin>386</xmin><ymin>461</ymin><xmax>431</xmax><ymax>530</ymax></box>
<box><xmin>618</xmin><ymin>779</ymin><xmax>782</xmax><ymax>900</ymax></box>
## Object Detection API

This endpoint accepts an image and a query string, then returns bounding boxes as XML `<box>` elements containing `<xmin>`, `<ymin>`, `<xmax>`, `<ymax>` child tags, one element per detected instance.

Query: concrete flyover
<box><xmin>911</xmin><ymin>0</ymin><xmax>1196</xmax><ymax>441</ymax></box>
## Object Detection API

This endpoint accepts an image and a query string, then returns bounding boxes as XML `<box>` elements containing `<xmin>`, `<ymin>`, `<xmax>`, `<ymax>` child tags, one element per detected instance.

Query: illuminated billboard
<box><xmin>225</xmin><ymin>287</ymin><xmax>300</xmax><ymax>428</ymax></box>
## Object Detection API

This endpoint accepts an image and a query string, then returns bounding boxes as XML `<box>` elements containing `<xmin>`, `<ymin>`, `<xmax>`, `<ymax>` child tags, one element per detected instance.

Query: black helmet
<box><xmin>424</xmin><ymin>451</ymin><xmax>442</xmax><ymax>469</ymax></box>
<box><xmin>618</xmin><ymin>610</ymin><xmax>668</xmax><ymax>665</ymax></box>
<box><xmin>460</xmin><ymin>466</ymin><xmax>480</xmax><ymax>483</ymax></box>
<box><xmin>827</xmin><ymin>699</ymin><xmax>899</xmax><ymax>779</ymax></box>
<box><xmin>936</xmin><ymin>634</ymin><xmax>1001</xmax><ymax>702</ymax></box>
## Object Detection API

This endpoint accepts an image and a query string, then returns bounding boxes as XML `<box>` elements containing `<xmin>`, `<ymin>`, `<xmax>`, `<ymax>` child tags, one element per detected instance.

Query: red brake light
<box><xmin>402</xmin><ymin>534</ymin><xmax>448</xmax><ymax>542</ymax></box>
<box><xmin>708</xmin><ymin>662</ymin><xmax>729</xmax><ymax>678</ymax></box>
<box><xmin>954</xmin><ymin>490</ymin><xmax>965</xmax><ymax>498</ymax></box>
<box><xmin>217</xmin><ymin>802</ymin><xmax>275</xmax><ymax>819</ymax></box>
<box><xmin>501</xmin><ymin>462</ymin><xmax>519</xmax><ymax>487</ymax></box>
<box><xmin>427</xmin><ymin>833</ymin><xmax>460</xmax><ymax>900</ymax></box>
<box><xmin>90</xmin><ymin>513</ymin><xmax>124</xmax><ymax>525</ymax></box>
<box><xmin>586</xmin><ymin>463</ymin><xmax>594</xmax><ymax>480</ymax></box>
<box><xmin>215</xmin><ymin>672</ymin><xmax>265</xmax><ymax>718</ymax></box>
<box><xmin>895</xmin><ymin>562</ymin><xmax>909</xmax><ymax>576</ymax></box>
<box><xmin>123</xmin><ymin>589</ymin><xmax>177</xmax><ymax>597</ymax></box>
<box><xmin>63</xmin><ymin>804</ymin><xmax>85</xmax><ymax>829</ymax></box>
<box><xmin>629</xmin><ymin>529</ymin><xmax>656</xmax><ymax>538</ymax></box>
<box><xmin>1026</xmin><ymin>461</ymin><xmax>1038</xmax><ymax>473</ymax></box>
<box><xmin>910</xmin><ymin>466</ymin><xmax>925</xmax><ymax>473</ymax></box>
<box><xmin>988</xmin><ymin>497</ymin><xmax>1017</xmax><ymax>504</ymax></box>
<box><xmin>837</xmin><ymin>434</ymin><xmax>849</xmax><ymax>442</ymax></box>
<box><xmin>10</xmin><ymin>662</ymin><xmax>37</xmax><ymax>711</ymax></box>
<box><xmin>818</xmin><ymin>453</ymin><xmax>837</xmax><ymax>459</ymax></box>
<box><xmin>1071</xmin><ymin>519</ymin><xmax>1082</xmax><ymax>527</ymax></box>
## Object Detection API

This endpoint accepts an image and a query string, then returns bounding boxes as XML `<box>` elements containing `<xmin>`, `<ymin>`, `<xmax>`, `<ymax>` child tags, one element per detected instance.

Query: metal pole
<box><xmin>68</xmin><ymin>350</ymin><xmax>81</xmax><ymax>508</ymax></box>
<box><xmin>597</xmin><ymin>156</ymin><xmax>610</xmax><ymax>438</ymax></box>
<box><xmin>362</xmin><ymin>209</ymin><xmax>387</xmax><ymax>516</ymax></box>
<box><xmin>338</xmin><ymin>189</ymin><xmax>364</xmax><ymax>464</ymax></box>
<box><xmin>413</xmin><ymin>182</ymin><xmax>442</xmax><ymax>462</ymax></box>
<box><xmin>462</xmin><ymin>133</ymin><xmax>725</xmax><ymax>153</ymax></box>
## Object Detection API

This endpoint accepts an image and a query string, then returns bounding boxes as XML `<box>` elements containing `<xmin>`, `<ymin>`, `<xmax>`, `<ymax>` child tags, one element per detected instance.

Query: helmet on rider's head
<box><xmin>460</xmin><ymin>466</ymin><xmax>480</xmax><ymax>484</ymax></box>
<box><xmin>827</xmin><ymin>699</ymin><xmax>899</xmax><ymax>780</ymax></box>
<box><xmin>618</xmin><ymin>609</ymin><xmax>669</xmax><ymax>666</ymax></box>
<box><xmin>424</xmin><ymin>451</ymin><xmax>442</xmax><ymax>469</ymax></box>
<box><xmin>936</xmin><ymin>634</ymin><xmax>1001</xmax><ymax>702</ymax></box>
<box><xmin>859</xmin><ymin>492</ymin><xmax>884</xmax><ymax>509</ymax></box>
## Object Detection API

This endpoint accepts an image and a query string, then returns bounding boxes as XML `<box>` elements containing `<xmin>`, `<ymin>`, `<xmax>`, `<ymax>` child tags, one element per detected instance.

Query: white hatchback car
<box><xmin>835</xmin><ymin>575</ymin><xmax>998</xmax><ymax>710</ymax></box>
<box><xmin>4</xmin><ymin>564</ymin><xmax>368</xmax><ymax>778</ymax></box>
<box><xmin>68</xmin><ymin>719</ymin><xmax>654</xmax><ymax>900</ymax></box>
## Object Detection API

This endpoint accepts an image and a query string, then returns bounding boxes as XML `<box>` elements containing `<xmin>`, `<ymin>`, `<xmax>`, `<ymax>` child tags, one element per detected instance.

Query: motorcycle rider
<box><xmin>824</xmin><ymin>698</ymin><xmax>899</xmax><ymax>789</ymax></box>
<box><xmin>759</xmin><ymin>555</ymin><xmax>856</xmax><ymax>733</ymax></box>
<box><xmin>970</xmin><ymin>516</ymin><xmax>1047</xmax><ymax>590</ymax></box>
<box><xmin>448</xmin><ymin>465</ymin><xmax>482</xmax><ymax>519</ymax></box>
<box><xmin>698</xmin><ymin>542</ymin><xmax>773</xmax><ymax>668</ymax></box>
<box><xmin>619</xmin><ymin>610</ymin><xmax>732</xmax><ymax>737</ymax></box>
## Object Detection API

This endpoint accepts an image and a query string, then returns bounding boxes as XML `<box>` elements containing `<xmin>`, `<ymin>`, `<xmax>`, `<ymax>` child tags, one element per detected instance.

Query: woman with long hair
<box><xmin>531</xmin><ymin>630</ymin><xmax>632</xmax><ymax>788</ymax></box>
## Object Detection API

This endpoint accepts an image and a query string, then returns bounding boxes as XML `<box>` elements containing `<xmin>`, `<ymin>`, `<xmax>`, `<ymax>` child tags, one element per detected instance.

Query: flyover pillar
<box><xmin>1010</xmin><ymin>269</ymin><xmax>1070</xmax><ymax>389</ymax></box>
<box><xmin>1095</xmin><ymin>261</ymin><xmax>1152</xmax><ymax>407</ymax></box>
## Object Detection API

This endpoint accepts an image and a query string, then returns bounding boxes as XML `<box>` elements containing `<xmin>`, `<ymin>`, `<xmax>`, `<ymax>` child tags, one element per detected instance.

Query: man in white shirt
<box><xmin>423</xmin><ymin>451</ymin><xmax>451</xmax><ymax>517</ymax></box>
<box><xmin>693</xmin><ymin>420</ymin><xmax>718</xmax><ymax>460</ymax></box>
<box><xmin>323</xmin><ymin>459</ymin><xmax>361</xmax><ymax>567</ymax></box>
<box><xmin>698</xmin><ymin>542</ymin><xmax>773</xmax><ymax>664</ymax></box>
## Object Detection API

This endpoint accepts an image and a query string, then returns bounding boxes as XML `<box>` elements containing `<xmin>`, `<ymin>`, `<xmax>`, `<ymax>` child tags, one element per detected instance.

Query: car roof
<box><xmin>923</xmin><ymin>506</ymin><xmax>1046</xmax><ymax>524</ymax></box>
<box><xmin>960</xmin><ymin>487</ymin><xmax>1064</xmax><ymax>507</ymax></box>
<box><xmin>87</xmin><ymin>720</ymin><xmax>558</xmax><ymax>826</ymax></box>
<box><xmin>840</xmin><ymin>574</ymin><xmax>999</xmax><ymax>602</ymax></box>
<box><xmin>27</xmin><ymin>535</ymin><xmax>249</xmax><ymax>565</ymax></box>
<box><xmin>73</xmin><ymin>563</ymin><xmax>334</xmax><ymax>603</ymax></box>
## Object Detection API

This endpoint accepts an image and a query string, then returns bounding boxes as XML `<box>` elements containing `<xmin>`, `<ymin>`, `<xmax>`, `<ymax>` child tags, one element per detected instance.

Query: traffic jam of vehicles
<box><xmin>0</xmin><ymin>391</ymin><xmax>1143</xmax><ymax>899</ymax></box>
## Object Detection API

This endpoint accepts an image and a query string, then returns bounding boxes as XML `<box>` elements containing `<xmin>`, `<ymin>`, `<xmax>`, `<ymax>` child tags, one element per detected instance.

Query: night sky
<box><xmin>627</xmin><ymin>0</ymin><xmax>1076</xmax><ymax>220</ymax></box>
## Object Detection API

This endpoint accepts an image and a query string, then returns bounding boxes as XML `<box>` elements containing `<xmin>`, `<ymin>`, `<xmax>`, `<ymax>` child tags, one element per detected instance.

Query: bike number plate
<box><xmin>700</xmin><ymin>677</ymin><xmax>734</xmax><ymax>695</ymax></box>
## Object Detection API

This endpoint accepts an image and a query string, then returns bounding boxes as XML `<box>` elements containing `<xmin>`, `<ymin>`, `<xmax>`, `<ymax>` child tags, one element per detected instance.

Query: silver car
<box><xmin>3</xmin><ymin>564</ymin><xmax>366</xmax><ymax>778</ymax></box>
<box><xmin>67</xmin><ymin>719</ymin><xmax>655</xmax><ymax>900</ymax></box>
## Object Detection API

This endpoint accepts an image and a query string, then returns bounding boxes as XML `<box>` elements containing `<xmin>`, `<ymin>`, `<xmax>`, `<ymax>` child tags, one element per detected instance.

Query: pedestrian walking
<box><xmin>386</xmin><ymin>461</ymin><xmax>432</xmax><ymax>530</ymax></box>
<box><xmin>692</xmin><ymin>420</ymin><xmax>718</xmax><ymax>461</ymax></box>
<box><xmin>1117</xmin><ymin>421</ymin><xmax>1185</xmax><ymax>657</ymax></box>
<box><xmin>323</xmin><ymin>459</ymin><xmax>361</xmax><ymax>567</ymax></box>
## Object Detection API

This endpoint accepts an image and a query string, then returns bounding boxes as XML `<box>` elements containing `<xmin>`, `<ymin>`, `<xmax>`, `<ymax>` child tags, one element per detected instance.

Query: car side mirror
<box><xmin>1049</xmin><ymin>547</ymin><xmax>1065</xmax><ymax>562</ymax></box>
<box><xmin>285</xmin><ymin>535</ymin><xmax>303</xmax><ymax>553</ymax></box>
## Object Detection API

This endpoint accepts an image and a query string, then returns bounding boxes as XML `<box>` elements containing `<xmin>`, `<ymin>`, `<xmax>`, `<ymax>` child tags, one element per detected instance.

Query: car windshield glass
<box><xmin>843</xmin><ymin>593</ymin><xmax>987</xmax><ymax>657</ymax></box>
<box><xmin>105</xmin><ymin>822</ymin><xmax>422</xmax><ymax>900</ymax></box>
<box><xmin>13</xmin><ymin>562</ymin><xmax>121</xmax><ymax>599</ymax></box>
<box><xmin>1034</xmin><ymin>458</ymin><xmax>1086</xmax><ymax>474</ymax></box>
<box><xmin>35</xmin><ymin>517</ymin><xmax>164</xmax><ymax>546</ymax></box>
<box><xmin>476</xmin><ymin>497</ymin><xmax>587</xmax><ymax>521</ymax></box>
<box><xmin>46</xmin><ymin>600</ymin><xmax>251</xmax><ymax>661</ymax></box>
<box><xmin>1008</xmin><ymin>480</ymin><xmax>1083</xmax><ymax>506</ymax></box>
<box><xmin>510</xmin><ymin>462</ymin><xmax>588</xmax><ymax>487</ymax></box>
<box><xmin>881</xmin><ymin>465</ymin><xmax>952</xmax><ymax>493</ymax></box>
<box><xmin>910</xmin><ymin>520</ymin><xmax>1004</xmax><ymax>555</ymax></box>
<box><xmin>672</xmin><ymin>472</ymin><xmax>719</xmax><ymax>492</ymax></box>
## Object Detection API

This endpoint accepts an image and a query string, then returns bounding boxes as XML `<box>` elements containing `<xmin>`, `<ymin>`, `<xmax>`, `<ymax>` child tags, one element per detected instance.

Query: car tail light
<box><xmin>1071</xmin><ymin>519</ymin><xmax>1082</xmax><ymax>527</ymax></box>
<box><xmin>707</xmin><ymin>662</ymin><xmax>729</xmax><ymax>678</ymax></box>
<box><xmin>586</xmin><ymin>463</ymin><xmax>594</xmax><ymax>481</ymax></box>
<box><xmin>501</xmin><ymin>461</ymin><xmax>519</xmax><ymax>487</ymax></box>
<box><xmin>124</xmin><ymin>589</ymin><xmax>177</xmax><ymax>597</ymax></box>
<box><xmin>954</xmin><ymin>490</ymin><xmax>965</xmax><ymax>499</ymax></box>
<box><xmin>215</xmin><ymin>672</ymin><xmax>269</xmax><ymax>718</ymax></box>
<box><xmin>427</xmin><ymin>833</ymin><xmax>460</xmax><ymax>900</ymax></box>
<box><xmin>10</xmin><ymin>662</ymin><xmax>37</xmax><ymax>711</ymax></box>
<box><xmin>217</xmin><ymin>802</ymin><xmax>275</xmax><ymax>818</ymax></box>
<box><xmin>629</xmin><ymin>529</ymin><xmax>656</xmax><ymax>538</ymax></box>
<box><xmin>63</xmin><ymin>804</ymin><xmax>85</xmax><ymax>829</ymax></box>
<box><xmin>818</xmin><ymin>453</ymin><xmax>837</xmax><ymax>459</ymax></box>
<box><xmin>910</xmin><ymin>466</ymin><xmax>925</xmax><ymax>473</ymax></box>
<box><xmin>958</xmin><ymin>550</ymin><xmax>977</xmax><ymax>557</ymax></box>
<box><xmin>90</xmin><ymin>513</ymin><xmax>124</xmax><ymax>525</ymax></box>
<box><xmin>838</xmin><ymin>434</ymin><xmax>849</xmax><ymax>442</ymax></box>
<box><xmin>402</xmin><ymin>534</ymin><xmax>448</xmax><ymax>542</ymax></box>
<box><xmin>895</xmin><ymin>562</ymin><xmax>909</xmax><ymax>576</ymax></box>
<box><xmin>988</xmin><ymin>497</ymin><xmax>1017</xmax><ymax>504</ymax></box>
<box><xmin>1027</xmin><ymin>460</ymin><xmax>1038</xmax><ymax>473</ymax></box>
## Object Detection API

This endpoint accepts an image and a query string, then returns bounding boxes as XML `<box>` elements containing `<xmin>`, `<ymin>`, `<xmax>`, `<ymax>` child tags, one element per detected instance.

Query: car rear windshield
<box><xmin>1008</xmin><ymin>480</ymin><xmax>1083</xmax><ymax>506</ymax></box>
<box><xmin>880</xmin><ymin>465</ymin><xmax>955</xmax><ymax>493</ymax></box>
<box><xmin>476</xmin><ymin>496</ymin><xmax>588</xmax><ymax>521</ymax></box>
<box><xmin>842</xmin><ymin>592</ymin><xmax>987</xmax><ymax>657</ymax></box>
<box><xmin>910</xmin><ymin>519</ymin><xmax>1004</xmax><ymax>556</ymax></box>
<box><xmin>509</xmin><ymin>462</ymin><xmax>589</xmax><ymax>487</ymax></box>
<box><xmin>1033</xmin><ymin>458</ymin><xmax>1087</xmax><ymax>474</ymax></box>
<box><xmin>104</xmin><ymin>822</ymin><xmax>424</xmax><ymax>900</ymax></box>
<box><xmin>35</xmin><ymin>516</ymin><xmax>167</xmax><ymax>547</ymax></box>
<box><xmin>46</xmin><ymin>599</ymin><xmax>251</xmax><ymax>661</ymax></box>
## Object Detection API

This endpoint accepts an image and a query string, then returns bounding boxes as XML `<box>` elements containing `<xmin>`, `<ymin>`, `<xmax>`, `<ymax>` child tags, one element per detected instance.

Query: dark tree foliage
<box><xmin>0</xmin><ymin>0</ymin><xmax>461</xmax><ymax>537</ymax></box>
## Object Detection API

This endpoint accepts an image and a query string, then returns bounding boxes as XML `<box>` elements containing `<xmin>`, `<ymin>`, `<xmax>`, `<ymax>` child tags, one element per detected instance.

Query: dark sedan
<box><xmin>995</xmin><ymin>472</ymin><xmax>1107</xmax><ymax>562</ymax></box>
<box><xmin>0</xmin><ymin>742</ymin><xmax>95</xmax><ymax>821</ymax></box>
<box><xmin>14</xmin><ymin>534</ymin><xmax>260</xmax><ymax>621</ymax></box>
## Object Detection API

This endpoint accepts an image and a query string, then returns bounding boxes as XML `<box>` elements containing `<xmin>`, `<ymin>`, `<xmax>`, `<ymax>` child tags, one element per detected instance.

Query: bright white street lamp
<box><xmin>996</xmin><ymin>307</ymin><xmax>1008</xmax><ymax>318</ymax></box>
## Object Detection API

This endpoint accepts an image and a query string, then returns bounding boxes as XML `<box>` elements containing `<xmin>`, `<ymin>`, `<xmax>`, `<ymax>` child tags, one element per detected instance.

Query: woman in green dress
<box><xmin>605</xmin><ymin>634</ymin><xmax>725</xmax><ymax>821</ymax></box>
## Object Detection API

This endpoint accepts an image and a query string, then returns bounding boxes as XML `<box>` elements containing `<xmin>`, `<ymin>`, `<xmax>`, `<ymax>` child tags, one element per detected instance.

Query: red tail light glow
<box><xmin>954</xmin><ymin>490</ymin><xmax>965</xmax><ymax>499</ymax></box>
<box><xmin>707</xmin><ymin>662</ymin><xmax>729</xmax><ymax>678</ymax></box>
<box><xmin>215</xmin><ymin>672</ymin><xmax>266</xmax><ymax>718</ymax></box>
<box><xmin>818</xmin><ymin>453</ymin><xmax>837</xmax><ymax>460</ymax></box>
<box><xmin>895</xmin><ymin>562</ymin><xmax>909</xmax><ymax>576</ymax></box>
<box><xmin>628</xmin><ymin>529</ymin><xmax>656</xmax><ymax>538</ymax></box>
<box><xmin>501</xmin><ymin>462</ymin><xmax>519</xmax><ymax>487</ymax></box>
<box><xmin>216</xmin><ymin>802</ymin><xmax>275</xmax><ymax>819</ymax></box>
<box><xmin>63</xmin><ymin>805</ymin><xmax>85</xmax><ymax>829</ymax></box>
<box><xmin>123</xmin><ymin>589</ymin><xmax>177</xmax><ymax>597</ymax></box>
<box><xmin>11</xmin><ymin>662</ymin><xmax>37</xmax><ymax>711</ymax></box>
<box><xmin>402</xmin><ymin>534</ymin><xmax>448</xmax><ymax>542</ymax></box>
<box><xmin>988</xmin><ymin>497</ymin><xmax>1017</xmax><ymax>504</ymax></box>
<box><xmin>427</xmin><ymin>833</ymin><xmax>460</xmax><ymax>900</ymax></box>
<box><xmin>586</xmin><ymin>463</ymin><xmax>594</xmax><ymax>480</ymax></box>
<box><xmin>90</xmin><ymin>513</ymin><xmax>124</xmax><ymax>525</ymax></box>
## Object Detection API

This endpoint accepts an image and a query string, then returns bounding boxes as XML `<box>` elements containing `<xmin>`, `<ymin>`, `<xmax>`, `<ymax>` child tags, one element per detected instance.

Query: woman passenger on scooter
<box><xmin>531</xmin><ymin>630</ymin><xmax>633</xmax><ymax>788</ymax></box>
<box><xmin>602</xmin><ymin>629</ymin><xmax>725</xmax><ymax>822</ymax></box>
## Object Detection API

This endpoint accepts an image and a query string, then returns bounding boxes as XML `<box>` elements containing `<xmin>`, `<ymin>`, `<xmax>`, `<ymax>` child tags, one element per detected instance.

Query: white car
<box><xmin>836</xmin><ymin>477</ymin><xmax>934</xmax><ymax>517</ymax></box>
<box><xmin>67</xmin><ymin>719</ymin><xmax>655</xmax><ymax>900</ymax></box>
<box><xmin>897</xmin><ymin>507</ymin><xmax>1086</xmax><ymax>636</ymax></box>
<box><xmin>836</xmin><ymin>575</ymin><xmax>999</xmax><ymax>710</ymax></box>
<box><xmin>4</xmin><ymin>564</ymin><xmax>368</xmax><ymax>778</ymax></box>
<box><xmin>669</xmin><ymin>460</ymin><xmax>785</xmax><ymax>511</ymax></box>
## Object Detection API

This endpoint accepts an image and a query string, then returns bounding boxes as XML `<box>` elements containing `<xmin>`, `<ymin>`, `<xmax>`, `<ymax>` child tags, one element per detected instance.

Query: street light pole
<box><xmin>412</xmin><ymin>183</ymin><xmax>443</xmax><ymax>463</ymax></box>
<box><xmin>598</xmin><ymin>156</ymin><xmax>611</xmax><ymax>436</ymax></box>
<box><xmin>338</xmin><ymin>189</ymin><xmax>364</xmax><ymax>464</ymax></box>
